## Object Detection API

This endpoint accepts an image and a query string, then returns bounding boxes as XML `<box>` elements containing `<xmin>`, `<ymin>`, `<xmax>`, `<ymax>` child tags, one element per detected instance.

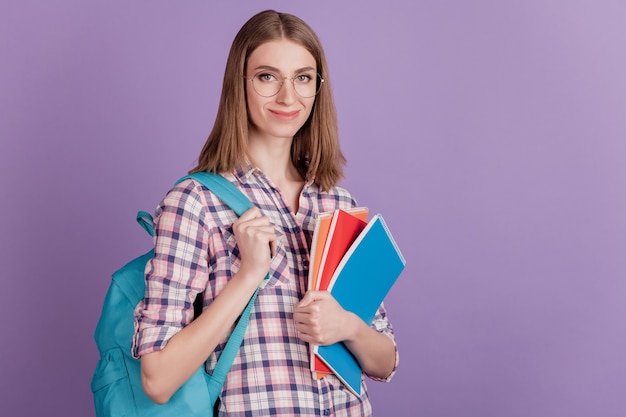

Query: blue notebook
<box><xmin>315</xmin><ymin>214</ymin><xmax>406</xmax><ymax>396</ymax></box>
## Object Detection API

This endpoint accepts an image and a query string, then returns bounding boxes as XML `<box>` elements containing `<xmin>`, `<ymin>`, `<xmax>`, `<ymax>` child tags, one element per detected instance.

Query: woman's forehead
<box><xmin>248</xmin><ymin>39</ymin><xmax>316</xmax><ymax>73</ymax></box>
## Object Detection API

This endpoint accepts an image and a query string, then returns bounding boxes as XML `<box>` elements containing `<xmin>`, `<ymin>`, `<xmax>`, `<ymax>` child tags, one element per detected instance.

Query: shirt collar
<box><xmin>232</xmin><ymin>160</ymin><xmax>256</xmax><ymax>184</ymax></box>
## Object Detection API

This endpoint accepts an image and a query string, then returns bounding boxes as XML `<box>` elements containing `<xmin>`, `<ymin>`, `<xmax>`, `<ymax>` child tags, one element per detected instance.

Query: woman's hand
<box><xmin>232</xmin><ymin>206</ymin><xmax>277</xmax><ymax>284</ymax></box>
<box><xmin>294</xmin><ymin>290</ymin><xmax>397</xmax><ymax>379</ymax></box>
<box><xmin>293</xmin><ymin>290</ymin><xmax>358</xmax><ymax>346</ymax></box>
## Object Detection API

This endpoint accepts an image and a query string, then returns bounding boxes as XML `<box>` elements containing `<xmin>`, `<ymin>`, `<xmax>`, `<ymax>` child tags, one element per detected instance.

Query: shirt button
<box><xmin>323</xmin><ymin>410</ymin><xmax>331</xmax><ymax>416</ymax></box>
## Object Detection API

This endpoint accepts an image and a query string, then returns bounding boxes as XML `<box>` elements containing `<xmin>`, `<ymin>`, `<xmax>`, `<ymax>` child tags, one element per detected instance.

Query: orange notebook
<box><xmin>308</xmin><ymin>208</ymin><xmax>368</xmax><ymax>378</ymax></box>
<box><xmin>307</xmin><ymin>212</ymin><xmax>333</xmax><ymax>293</ymax></box>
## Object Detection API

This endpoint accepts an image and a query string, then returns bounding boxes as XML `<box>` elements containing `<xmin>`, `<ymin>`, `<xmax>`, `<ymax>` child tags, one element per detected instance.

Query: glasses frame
<box><xmin>244</xmin><ymin>72</ymin><xmax>325</xmax><ymax>98</ymax></box>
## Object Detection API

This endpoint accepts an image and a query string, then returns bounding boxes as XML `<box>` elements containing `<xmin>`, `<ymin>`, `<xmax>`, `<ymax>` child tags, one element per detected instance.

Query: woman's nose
<box><xmin>276</xmin><ymin>78</ymin><xmax>297</xmax><ymax>104</ymax></box>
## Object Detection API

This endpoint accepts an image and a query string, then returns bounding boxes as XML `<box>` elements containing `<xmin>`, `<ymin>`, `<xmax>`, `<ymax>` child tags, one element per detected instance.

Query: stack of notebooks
<box><xmin>307</xmin><ymin>207</ymin><xmax>406</xmax><ymax>396</ymax></box>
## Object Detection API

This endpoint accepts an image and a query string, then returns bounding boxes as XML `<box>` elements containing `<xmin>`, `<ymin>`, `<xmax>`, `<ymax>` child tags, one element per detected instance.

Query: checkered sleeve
<box><xmin>132</xmin><ymin>180</ymin><xmax>211</xmax><ymax>357</ymax></box>
<box><xmin>366</xmin><ymin>303</ymin><xmax>399</xmax><ymax>383</ymax></box>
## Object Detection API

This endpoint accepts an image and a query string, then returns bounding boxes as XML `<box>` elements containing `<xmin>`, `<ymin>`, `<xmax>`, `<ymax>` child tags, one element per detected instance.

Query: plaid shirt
<box><xmin>133</xmin><ymin>166</ymin><xmax>398</xmax><ymax>416</ymax></box>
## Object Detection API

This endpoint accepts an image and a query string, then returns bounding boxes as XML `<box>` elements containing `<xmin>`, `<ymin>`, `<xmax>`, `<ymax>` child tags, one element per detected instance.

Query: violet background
<box><xmin>1</xmin><ymin>1</ymin><xmax>625</xmax><ymax>416</ymax></box>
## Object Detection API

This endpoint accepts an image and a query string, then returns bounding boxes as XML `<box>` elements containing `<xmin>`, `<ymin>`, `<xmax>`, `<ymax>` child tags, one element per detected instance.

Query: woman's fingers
<box><xmin>232</xmin><ymin>207</ymin><xmax>278</xmax><ymax>278</ymax></box>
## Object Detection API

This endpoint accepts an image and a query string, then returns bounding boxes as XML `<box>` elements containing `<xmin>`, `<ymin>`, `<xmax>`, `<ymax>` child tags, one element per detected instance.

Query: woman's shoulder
<box><xmin>160</xmin><ymin>178</ymin><xmax>212</xmax><ymax>207</ymax></box>
<box><xmin>155</xmin><ymin>177</ymin><xmax>239</xmax><ymax>226</ymax></box>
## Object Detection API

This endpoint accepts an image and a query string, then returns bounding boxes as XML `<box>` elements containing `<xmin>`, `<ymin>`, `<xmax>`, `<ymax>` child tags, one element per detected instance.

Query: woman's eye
<box><xmin>257</xmin><ymin>73</ymin><xmax>277</xmax><ymax>82</ymax></box>
<box><xmin>295</xmin><ymin>74</ymin><xmax>313</xmax><ymax>83</ymax></box>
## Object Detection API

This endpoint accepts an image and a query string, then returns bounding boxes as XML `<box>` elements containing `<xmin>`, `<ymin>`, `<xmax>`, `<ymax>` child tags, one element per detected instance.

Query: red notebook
<box><xmin>310</xmin><ymin>209</ymin><xmax>368</xmax><ymax>378</ymax></box>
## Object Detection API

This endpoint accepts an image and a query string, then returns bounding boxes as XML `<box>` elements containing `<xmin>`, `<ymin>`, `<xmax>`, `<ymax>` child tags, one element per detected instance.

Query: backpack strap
<box><xmin>176</xmin><ymin>172</ymin><xmax>268</xmax><ymax>404</ymax></box>
<box><xmin>136</xmin><ymin>211</ymin><xmax>155</xmax><ymax>237</ymax></box>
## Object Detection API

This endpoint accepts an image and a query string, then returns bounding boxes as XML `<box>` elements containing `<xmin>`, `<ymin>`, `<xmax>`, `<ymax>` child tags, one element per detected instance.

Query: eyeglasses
<box><xmin>244</xmin><ymin>71</ymin><xmax>324</xmax><ymax>98</ymax></box>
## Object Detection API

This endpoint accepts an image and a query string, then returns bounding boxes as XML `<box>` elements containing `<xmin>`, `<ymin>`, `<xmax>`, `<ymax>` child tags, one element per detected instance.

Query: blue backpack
<box><xmin>91</xmin><ymin>172</ymin><xmax>261</xmax><ymax>417</ymax></box>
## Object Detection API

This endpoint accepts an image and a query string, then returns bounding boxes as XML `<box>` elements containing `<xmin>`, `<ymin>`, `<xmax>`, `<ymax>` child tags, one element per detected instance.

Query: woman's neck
<box><xmin>247</xmin><ymin>131</ymin><xmax>305</xmax><ymax>212</ymax></box>
<box><xmin>247</xmin><ymin>130</ymin><xmax>301</xmax><ymax>184</ymax></box>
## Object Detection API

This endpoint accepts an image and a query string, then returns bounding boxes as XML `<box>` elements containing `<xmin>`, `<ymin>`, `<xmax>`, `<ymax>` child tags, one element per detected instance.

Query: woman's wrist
<box><xmin>234</xmin><ymin>264</ymin><xmax>269</xmax><ymax>287</ymax></box>
<box><xmin>342</xmin><ymin>311</ymin><xmax>364</xmax><ymax>343</ymax></box>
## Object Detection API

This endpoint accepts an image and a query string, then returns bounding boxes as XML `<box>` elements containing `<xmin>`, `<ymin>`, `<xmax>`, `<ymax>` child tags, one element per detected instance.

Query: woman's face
<box><xmin>245</xmin><ymin>39</ymin><xmax>318</xmax><ymax>143</ymax></box>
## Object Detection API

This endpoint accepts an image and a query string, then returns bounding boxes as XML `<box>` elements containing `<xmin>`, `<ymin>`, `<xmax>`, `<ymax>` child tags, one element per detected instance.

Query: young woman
<box><xmin>133</xmin><ymin>9</ymin><xmax>398</xmax><ymax>416</ymax></box>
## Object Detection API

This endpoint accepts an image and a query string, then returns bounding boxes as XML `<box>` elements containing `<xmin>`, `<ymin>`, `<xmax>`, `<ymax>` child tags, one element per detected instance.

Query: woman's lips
<box><xmin>269</xmin><ymin>109</ymin><xmax>300</xmax><ymax>120</ymax></box>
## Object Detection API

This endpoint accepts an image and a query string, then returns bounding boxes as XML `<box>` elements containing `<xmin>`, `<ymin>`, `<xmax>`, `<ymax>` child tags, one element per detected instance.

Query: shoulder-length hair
<box><xmin>190</xmin><ymin>9</ymin><xmax>346</xmax><ymax>191</ymax></box>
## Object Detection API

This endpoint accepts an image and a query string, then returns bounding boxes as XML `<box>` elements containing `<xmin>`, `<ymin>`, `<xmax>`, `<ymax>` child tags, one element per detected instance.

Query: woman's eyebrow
<box><xmin>252</xmin><ymin>65</ymin><xmax>316</xmax><ymax>74</ymax></box>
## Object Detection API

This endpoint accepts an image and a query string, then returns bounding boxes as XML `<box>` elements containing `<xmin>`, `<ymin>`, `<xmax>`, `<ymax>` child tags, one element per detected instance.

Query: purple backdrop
<box><xmin>1</xmin><ymin>1</ymin><xmax>625</xmax><ymax>416</ymax></box>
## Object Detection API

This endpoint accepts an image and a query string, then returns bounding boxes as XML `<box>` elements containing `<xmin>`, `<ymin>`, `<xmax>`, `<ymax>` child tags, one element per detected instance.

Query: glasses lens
<box><xmin>251</xmin><ymin>73</ymin><xmax>279</xmax><ymax>97</ymax></box>
<box><xmin>293</xmin><ymin>73</ymin><xmax>323</xmax><ymax>98</ymax></box>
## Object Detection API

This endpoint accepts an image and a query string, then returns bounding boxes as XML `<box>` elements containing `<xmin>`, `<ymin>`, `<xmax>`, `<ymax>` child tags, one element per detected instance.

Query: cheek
<box><xmin>302</xmin><ymin>101</ymin><xmax>315</xmax><ymax>120</ymax></box>
<box><xmin>245</xmin><ymin>94</ymin><xmax>264</xmax><ymax>124</ymax></box>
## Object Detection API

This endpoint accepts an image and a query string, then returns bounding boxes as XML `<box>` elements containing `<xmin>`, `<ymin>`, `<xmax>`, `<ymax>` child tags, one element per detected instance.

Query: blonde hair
<box><xmin>190</xmin><ymin>9</ymin><xmax>345</xmax><ymax>191</ymax></box>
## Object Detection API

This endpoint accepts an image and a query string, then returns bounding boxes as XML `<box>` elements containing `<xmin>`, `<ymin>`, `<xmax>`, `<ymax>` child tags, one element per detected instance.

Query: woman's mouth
<box><xmin>269</xmin><ymin>109</ymin><xmax>301</xmax><ymax>120</ymax></box>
